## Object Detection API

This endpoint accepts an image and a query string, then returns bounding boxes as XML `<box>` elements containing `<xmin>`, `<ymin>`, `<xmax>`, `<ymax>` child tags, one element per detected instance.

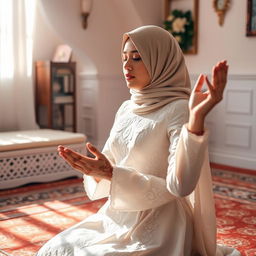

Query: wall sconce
<box><xmin>81</xmin><ymin>0</ymin><xmax>92</xmax><ymax>29</ymax></box>
<box><xmin>213</xmin><ymin>0</ymin><xmax>230</xmax><ymax>26</ymax></box>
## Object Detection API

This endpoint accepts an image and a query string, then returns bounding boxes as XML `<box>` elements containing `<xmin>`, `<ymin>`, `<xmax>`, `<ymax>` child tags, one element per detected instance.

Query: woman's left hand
<box><xmin>58</xmin><ymin>143</ymin><xmax>113</xmax><ymax>180</ymax></box>
<box><xmin>188</xmin><ymin>60</ymin><xmax>228</xmax><ymax>134</ymax></box>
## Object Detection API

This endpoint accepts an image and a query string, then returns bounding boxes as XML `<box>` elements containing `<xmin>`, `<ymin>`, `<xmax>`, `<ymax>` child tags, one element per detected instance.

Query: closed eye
<box><xmin>122</xmin><ymin>56</ymin><xmax>142</xmax><ymax>62</ymax></box>
<box><xmin>133</xmin><ymin>57</ymin><xmax>141</xmax><ymax>61</ymax></box>
<box><xmin>122</xmin><ymin>50</ymin><xmax>141</xmax><ymax>62</ymax></box>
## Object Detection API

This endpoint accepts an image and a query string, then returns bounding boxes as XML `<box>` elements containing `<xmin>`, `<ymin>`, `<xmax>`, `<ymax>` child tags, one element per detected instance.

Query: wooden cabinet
<box><xmin>35</xmin><ymin>61</ymin><xmax>76</xmax><ymax>132</ymax></box>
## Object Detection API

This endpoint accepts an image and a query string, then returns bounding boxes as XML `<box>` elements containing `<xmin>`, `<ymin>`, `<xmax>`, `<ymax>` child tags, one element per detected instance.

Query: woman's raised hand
<box><xmin>188</xmin><ymin>60</ymin><xmax>229</xmax><ymax>134</ymax></box>
<box><xmin>57</xmin><ymin>143</ymin><xmax>113</xmax><ymax>181</ymax></box>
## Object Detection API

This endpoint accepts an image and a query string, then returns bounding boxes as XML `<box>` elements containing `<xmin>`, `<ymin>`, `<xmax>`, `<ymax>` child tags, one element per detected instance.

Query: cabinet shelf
<box><xmin>35</xmin><ymin>61</ymin><xmax>76</xmax><ymax>132</ymax></box>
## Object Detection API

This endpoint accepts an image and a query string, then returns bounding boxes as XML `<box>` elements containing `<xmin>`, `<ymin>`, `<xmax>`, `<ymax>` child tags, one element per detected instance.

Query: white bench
<box><xmin>0</xmin><ymin>129</ymin><xmax>86</xmax><ymax>189</ymax></box>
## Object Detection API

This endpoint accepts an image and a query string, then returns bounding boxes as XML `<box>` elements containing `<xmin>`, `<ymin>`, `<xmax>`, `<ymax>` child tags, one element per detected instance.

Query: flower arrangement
<box><xmin>164</xmin><ymin>9</ymin><xmax>194</xmax><ymax>52</ymax></box>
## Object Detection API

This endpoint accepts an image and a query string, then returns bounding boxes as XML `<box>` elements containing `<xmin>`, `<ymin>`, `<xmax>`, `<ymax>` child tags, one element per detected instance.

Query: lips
<box><xmin>125</xmin><ymin>74</ymin><xmax>135</xmax><ymax>80</ymax></box>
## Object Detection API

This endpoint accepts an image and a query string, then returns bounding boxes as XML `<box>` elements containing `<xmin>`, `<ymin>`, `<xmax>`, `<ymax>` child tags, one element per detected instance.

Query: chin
<box><xmin>127</xmin><ymin>85</ymin><xmax>140</xmax><ymax>90</ymax></box>
<box><xmin>126</xmin><ymin>83</ymin><xmax>144</xmax><ymax>90</ymax></box>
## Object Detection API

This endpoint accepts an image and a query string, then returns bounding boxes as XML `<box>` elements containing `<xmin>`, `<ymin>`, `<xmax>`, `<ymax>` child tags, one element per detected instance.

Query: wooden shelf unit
<box><xmin>35</xmin><ymin>61</ymin><xmax>77</xmax><ymax>132</ymax></box>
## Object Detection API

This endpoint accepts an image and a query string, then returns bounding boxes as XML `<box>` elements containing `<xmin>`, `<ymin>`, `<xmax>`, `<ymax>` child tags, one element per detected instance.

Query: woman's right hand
<box><xmin>188</xmin><ymin>60</ymin><xmax>228</xmax><ymax>134</ymax></box>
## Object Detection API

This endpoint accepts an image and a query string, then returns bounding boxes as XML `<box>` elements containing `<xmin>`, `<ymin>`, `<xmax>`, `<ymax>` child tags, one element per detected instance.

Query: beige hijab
<box><xmin>122</xmin><ymin>25</ymin><xmax>191</xmax><ymax>115</ymax></box>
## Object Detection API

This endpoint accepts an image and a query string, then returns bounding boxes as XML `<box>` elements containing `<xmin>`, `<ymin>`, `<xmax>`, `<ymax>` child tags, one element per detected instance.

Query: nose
<box><xmin>123</xmin><ymin>59</ymin><xmax>132</xmax><ymax>71</ymax></box>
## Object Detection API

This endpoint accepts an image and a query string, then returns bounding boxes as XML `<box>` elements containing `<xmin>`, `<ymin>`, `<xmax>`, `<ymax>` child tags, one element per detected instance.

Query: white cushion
<box><xmin>0</xmin><ymin>129</ymin><xmax>86</xmax><ymax>152</ymax></box>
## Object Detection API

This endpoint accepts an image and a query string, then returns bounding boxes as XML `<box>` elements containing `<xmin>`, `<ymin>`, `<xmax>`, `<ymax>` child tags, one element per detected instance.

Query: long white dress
<box><xmin>37</xmin><ymin>99</ymin><xmax>241</xmax><ymax>256</ymax></box>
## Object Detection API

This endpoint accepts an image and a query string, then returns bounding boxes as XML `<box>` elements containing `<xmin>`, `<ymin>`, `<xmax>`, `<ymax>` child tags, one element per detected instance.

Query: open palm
<box><xmin>58</xmin><ymin>143</ymin><xmax>113</xmax><ymax>180</ymax></box>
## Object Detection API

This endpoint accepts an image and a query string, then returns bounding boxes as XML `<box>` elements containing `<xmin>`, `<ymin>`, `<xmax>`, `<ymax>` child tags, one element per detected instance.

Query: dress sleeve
<box><xmin>165</xmin><ymin>99</ymin><xmax>209</xmax><ymax>197</ymax></box>
<box><xmin>109</xmin><ymin>166</ymin><xmax>176</xmax><ymax>211</ymax></box>
<box><xmin>166</xmin><ymin>124</ymin><xmax>209</xmax><ymax>197</ymax></box>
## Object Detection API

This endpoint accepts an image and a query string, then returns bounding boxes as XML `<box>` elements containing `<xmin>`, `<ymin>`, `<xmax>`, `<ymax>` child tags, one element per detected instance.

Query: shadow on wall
<box><xmin>38</xmin><ymin>0</ymin><xmax>164</xmax><ymax>75</ymax></box>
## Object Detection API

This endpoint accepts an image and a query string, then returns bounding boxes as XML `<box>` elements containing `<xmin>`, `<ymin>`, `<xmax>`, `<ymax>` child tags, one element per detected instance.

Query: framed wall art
<box><xmin>164</xmin><ymin>0</ymin><xmax>199</xmax><ymax>54</ymax></box>
<box><xmin>246</xmin><ymin>0</ymin><xmax>256</xmax><ymax>36</ymax></box>
<box><xmin>52</xmin><ymin>44</ymin><xmax>72</xmax><ymax>63</ymax></box>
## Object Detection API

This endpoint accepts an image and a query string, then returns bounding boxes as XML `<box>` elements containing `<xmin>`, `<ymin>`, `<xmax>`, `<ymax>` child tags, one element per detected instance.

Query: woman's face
<box><xmin>122</xmin><ymin>39</ymin><xmax>150</xmax><ymax>90</ymax></box>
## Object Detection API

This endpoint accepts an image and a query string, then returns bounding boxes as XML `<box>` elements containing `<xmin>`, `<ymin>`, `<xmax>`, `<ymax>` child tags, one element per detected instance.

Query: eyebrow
<box><xmin>122</xmin><ymin>50</ymin><xmax>139</xmax><ymax>54</ymax></box>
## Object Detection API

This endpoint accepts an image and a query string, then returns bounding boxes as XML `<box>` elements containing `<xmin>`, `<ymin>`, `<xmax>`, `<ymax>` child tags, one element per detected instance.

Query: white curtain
<box><xmin>0</xmin><ymin>0</ymin><xmax>38</xmax><ymax>131</ymax></box>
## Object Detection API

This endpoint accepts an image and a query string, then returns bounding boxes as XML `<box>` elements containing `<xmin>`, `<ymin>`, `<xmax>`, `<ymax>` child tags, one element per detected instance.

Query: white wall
<box><xmin>36</xmin><ymin>1</ymin><xmax>256</xmax><ymax>76</ymax></box>
<box><xmin>33</xmin><ymin>2</ymin><xmax>62</xmax><ymax>64</ymax></box>
<box><xmin>185</xmin><ymin>1</ymin><xmax>256</xmax><ymax>75</ymax></box>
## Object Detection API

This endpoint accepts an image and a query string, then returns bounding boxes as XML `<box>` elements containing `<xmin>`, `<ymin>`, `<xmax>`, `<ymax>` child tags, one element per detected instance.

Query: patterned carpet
<box><xmin>0</xmin><ymin>168</ymin><xmax>255</xmax><ymax>256</ymax></box>
<box><xmin>212</xmin><ymin>168</ymin><xmax>256</xmax><ymax>256</ymax></box>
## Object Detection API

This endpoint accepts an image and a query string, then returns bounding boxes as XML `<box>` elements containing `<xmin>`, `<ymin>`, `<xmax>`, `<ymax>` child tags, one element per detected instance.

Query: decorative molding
<box><xmin>189</xmin><ymin>74</ymin><xmax>256</xmax><ymax>81</ymax></box>
<box><xmin>209</xmin><ymin>149</ymin><xmax>256</xmax><ymax>171</ymax></box>
<box><xmin>201</xmin><ymin>74</ymin><xmax>256</xmax><ymax>169</ymax></box>
<box><xmin>82</xmin><ymin>105</ymin><xmax>93</xmax><ymax>116</ymax></box>
<box><xmin>225</xmin><ymin>123</ymin><xmax>252</xmax><ymax>148</ymax></box>
<box><xmin>205</xmin><ymin>120</ymin><xmax>215</xmax><ymax>143</ymax></box>
<box><xmin>227</xmin><ymin>74</ymin><xmax>256</xmax><ymax>81</ymax></box>
<box><xmin>82</xmin><ymin>117</ymin><xmax>93</xmax><ymax>136</ymax></box>
<box><xmin>210</xmin><ymin>162</ymin><xmax>256</xmax><ymax>174</ymax></box>
<box><xmin>80</xmin><ymin>89</ymin><xmax>94</xmax><ymax>106</ymax></box>
<box><xmin>226</xmin><ymin>89</ymin><xmax>253</xmax><ymax>115</ymax></box>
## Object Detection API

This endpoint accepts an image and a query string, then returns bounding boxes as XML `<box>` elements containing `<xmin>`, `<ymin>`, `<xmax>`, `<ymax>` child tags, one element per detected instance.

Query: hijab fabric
<box><xmin>122</xmin><ymin>25</ymin><xmax>191</xmax><ymax>115</ymax></box>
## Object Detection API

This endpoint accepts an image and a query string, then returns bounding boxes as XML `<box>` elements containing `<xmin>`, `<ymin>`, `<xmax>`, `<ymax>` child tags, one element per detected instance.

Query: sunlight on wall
<box><xmin>0</xmin><ymin>0</ymin><xmax>36</xmax><ymax>79</ymax></box>
<box><xmin>0</xmin><ymin>0</ymin><xmax>13</xmax><ymax>79</ymax></box>
<box><xmin>25</xmin><ymin>0</ymin><xmax>36</xmax><ymax>77</ymax></box>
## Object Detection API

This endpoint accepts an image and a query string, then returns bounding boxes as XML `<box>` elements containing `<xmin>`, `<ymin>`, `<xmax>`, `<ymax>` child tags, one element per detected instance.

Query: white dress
<box><xmin>37</xmin><ymin>100</ymin><xmax>241</xmax><ymax>256</ymax></box>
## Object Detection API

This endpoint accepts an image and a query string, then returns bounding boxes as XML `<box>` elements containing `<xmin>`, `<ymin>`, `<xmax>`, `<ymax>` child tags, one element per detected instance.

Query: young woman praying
<box><xmin>37</xmin><ymin>25</ymin><xmax>240</xmax><ymax>256</ymax></box>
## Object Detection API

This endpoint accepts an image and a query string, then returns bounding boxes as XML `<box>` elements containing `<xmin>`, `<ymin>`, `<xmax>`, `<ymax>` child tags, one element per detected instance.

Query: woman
<box><xmin>37</xmin><ymin>25</ymin><xmax>240</xmax><ymax>256</ymax></box>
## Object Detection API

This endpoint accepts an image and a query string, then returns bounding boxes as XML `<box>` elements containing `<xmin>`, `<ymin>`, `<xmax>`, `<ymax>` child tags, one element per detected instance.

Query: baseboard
<box><xmin>209</xmin><ymin>149</ymin><xmax>256</xmax><ymax>172</ymax></box>
<box><xmin>210</xmin><ymin>162</ymin><xmax>256</xmax><ymax>175</ymax></box>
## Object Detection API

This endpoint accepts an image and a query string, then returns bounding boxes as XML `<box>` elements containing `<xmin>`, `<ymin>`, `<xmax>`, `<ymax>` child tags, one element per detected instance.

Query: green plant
<box><xmin>164</xmin><ymin>9</ymin><xmax>194</xmax><ymax>52</ymax></box>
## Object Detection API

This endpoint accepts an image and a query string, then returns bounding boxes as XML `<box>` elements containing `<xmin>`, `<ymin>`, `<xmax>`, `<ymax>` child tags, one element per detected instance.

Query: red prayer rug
<box><xmin>0</xmin><ymin>168</ymin><xmax>255</xmax><ymax>256</ymax></box>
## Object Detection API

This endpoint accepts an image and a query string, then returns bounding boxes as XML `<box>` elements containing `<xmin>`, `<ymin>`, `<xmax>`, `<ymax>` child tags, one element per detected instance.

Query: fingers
<box><xmin>57</xmin><ymin>144</ymin><xmax>111</xmax><ymax>179</ymax></box>
<box><xmin>58</xmin><ymin>148</ymin><xmax>92</xmax><ymax>175</ymax></box>
<box><xmin>205</xmin><ymin>76</ymin><xmax>214</xmax><ymax>95</ymax></box>
<box><xmin>212</xmin><ymin>60</ymin><xmax>228</xmax><ymax>88</ymax></box>
<box><xmin>57</xmin><ymin>144</ymin><xmax>100</xmax><ymax>171</ymax></box>
<box><xmin>58</xmin><ymin>146</ymin><xmax>84</xmax><ymax>165</ymax></box>
<box><xmin>64</xmin><ymin>149</ymin><xmax>92</xmax><ymax>166</ymax></box>
<box><xmin>212</xmin><ymin>65</ymin><xmax>219</xmax><ymax>87</ymax></box>
<box><xmin>193</xmin><ymin>74</ymin><xmax>205</xmax><ymax>92</ymax></box>
<box><xmin>220</xmin><ymin>60</ymin><xmax>228</xmax><ymax>85</ymax></box>
<box><xmin>86</xmin><ymin>143</ymin><xmax>104</xmax><ymax>159</ymax></box>
<box><xmin>207</xmin><ymin>60</ymin><xmax>229</xmax><ymax>104</ymax></box>
<box><xmin>217</xmin><ymin>61</ymin><xmax>226</xmax><ymax>86</ymax></box>
<box><xmin>58</xmin><ymin>145</ymin><xmax>65</xmax><ymax>152</ymax></box>
<box><xmin>70</xmin><ymin>162</ymin><xmax>87</xmax><ymax>174</ymax></box>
